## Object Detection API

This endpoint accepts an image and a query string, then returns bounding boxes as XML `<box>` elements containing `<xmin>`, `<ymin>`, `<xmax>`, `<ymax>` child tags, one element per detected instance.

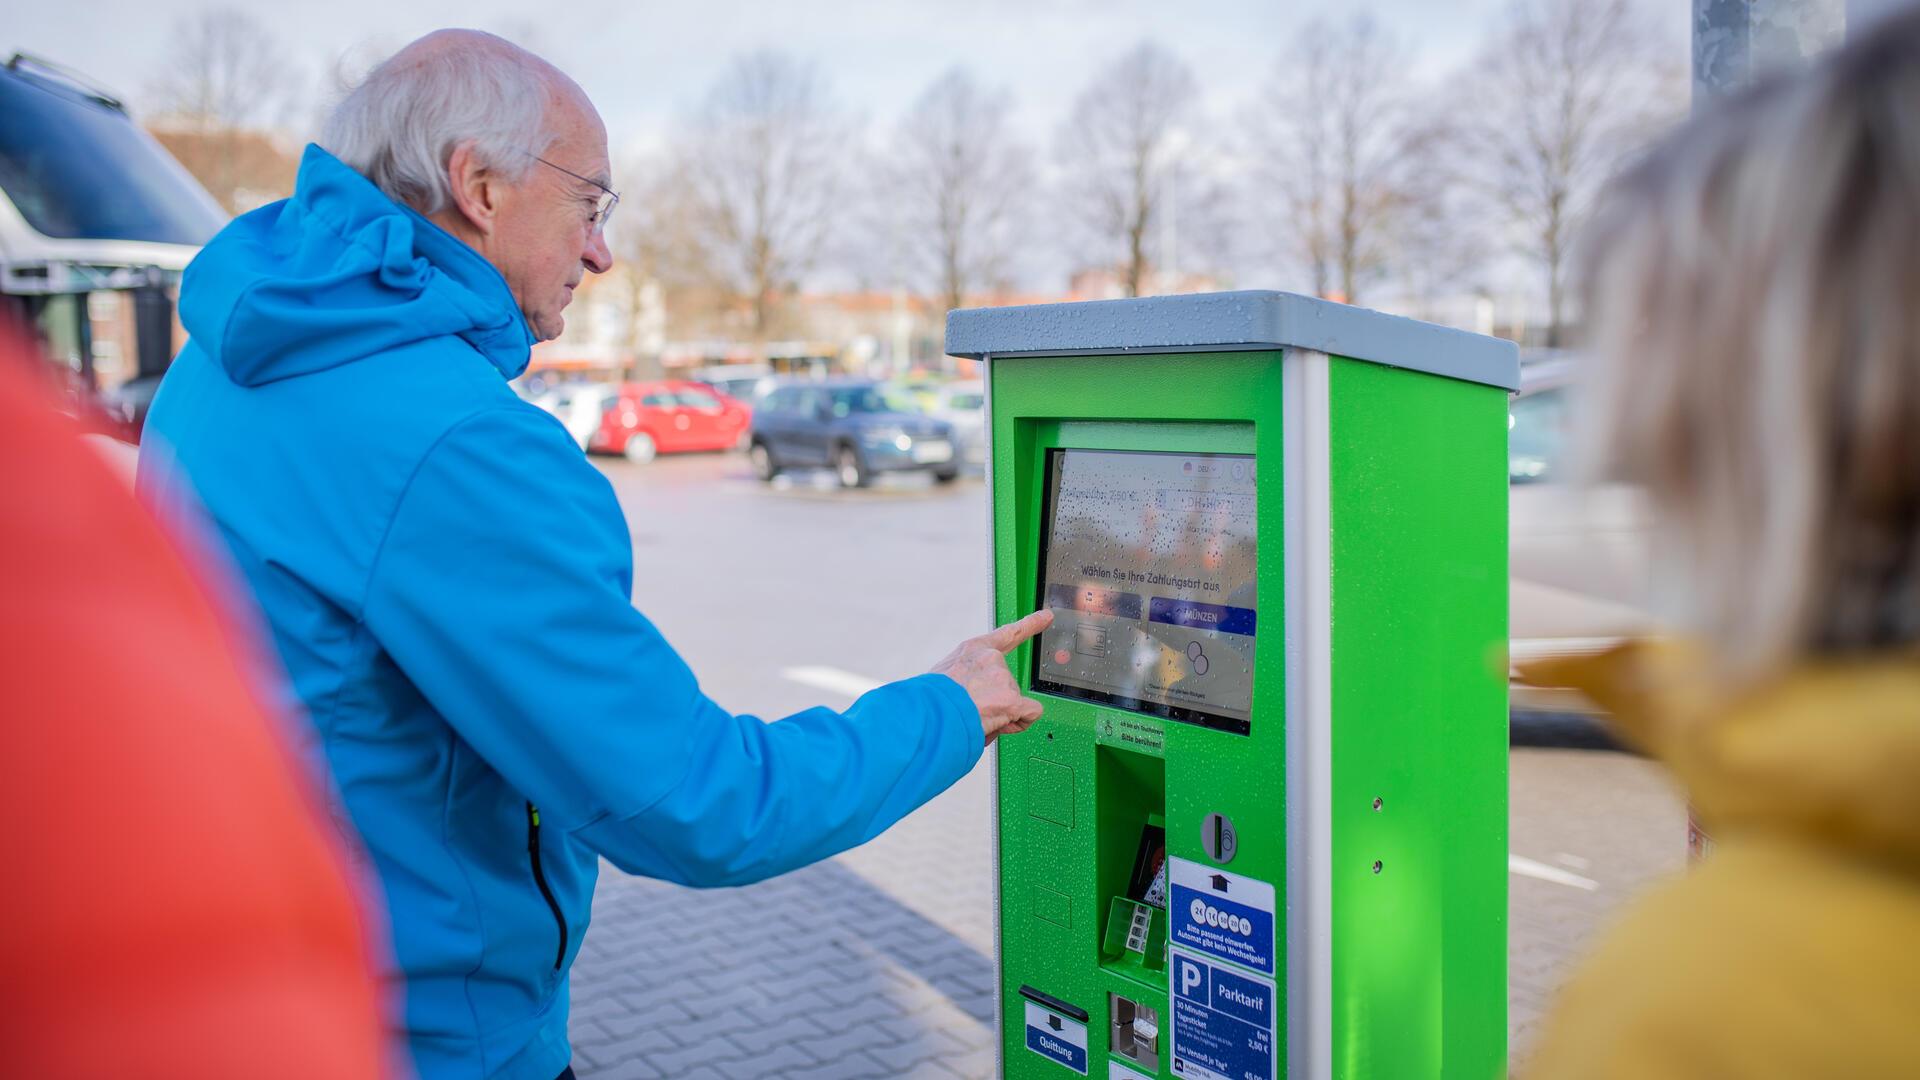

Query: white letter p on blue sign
<box><xmin>1180</xmin><ymin>956</ymin><xmax>1203</xmax><ymax>997</ymax></box>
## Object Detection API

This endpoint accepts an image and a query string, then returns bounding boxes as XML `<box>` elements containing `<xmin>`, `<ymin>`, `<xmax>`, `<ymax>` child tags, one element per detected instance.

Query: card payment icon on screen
<box><xmin>1074</xmin><ymin>623</ymin><xmax>1111</xmax><ymax>658</ymax></box>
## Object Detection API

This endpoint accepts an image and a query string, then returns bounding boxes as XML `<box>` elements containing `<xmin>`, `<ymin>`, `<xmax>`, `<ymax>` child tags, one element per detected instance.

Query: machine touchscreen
<box><xmin>1032</xmin><ymin>448</ymin><xmax>1258</xmax><ymax>734</ymax></box>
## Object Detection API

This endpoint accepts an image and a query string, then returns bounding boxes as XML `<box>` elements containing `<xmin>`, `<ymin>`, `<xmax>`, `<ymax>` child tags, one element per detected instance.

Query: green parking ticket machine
<box><xmin>945</xmin><ymin>291</ymin><xmax>1518</xmax><ymax>1080</ymax></box>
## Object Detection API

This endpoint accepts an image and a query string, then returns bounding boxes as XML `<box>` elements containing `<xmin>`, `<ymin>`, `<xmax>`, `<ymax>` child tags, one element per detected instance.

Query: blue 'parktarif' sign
<box><xmin>1170</xmin><ymin>949</ymin><xmax>1276</xmax><ymax>1080</ymax></box>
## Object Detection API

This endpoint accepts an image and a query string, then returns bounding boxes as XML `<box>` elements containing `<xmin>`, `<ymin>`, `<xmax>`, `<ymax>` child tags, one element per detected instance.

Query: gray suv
<box><xmin>748</xmin><ymin>379</ymin><xmax>960</xmax><ymax>488</ymax></box>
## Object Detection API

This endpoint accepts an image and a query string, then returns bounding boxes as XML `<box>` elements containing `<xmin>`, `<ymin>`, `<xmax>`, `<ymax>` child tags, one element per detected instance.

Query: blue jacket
<box><xmin>138</xmin><ymin>145</ymin><xmax>983</xmax><ymax>1080</ymax></box>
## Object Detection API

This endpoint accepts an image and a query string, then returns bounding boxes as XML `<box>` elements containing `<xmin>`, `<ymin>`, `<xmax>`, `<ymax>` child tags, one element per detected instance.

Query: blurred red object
<box><xmin>0</xmin><ymin>330</ymin><xmax>395</xmax><ymax>1077</ymax></box>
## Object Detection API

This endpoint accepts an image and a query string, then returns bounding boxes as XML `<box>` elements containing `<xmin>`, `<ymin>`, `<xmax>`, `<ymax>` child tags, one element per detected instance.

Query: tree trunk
<box><xmin>1544</xmin><ymin>218</ymin><xmax>1564</xmax><ymax>348</ymax></box>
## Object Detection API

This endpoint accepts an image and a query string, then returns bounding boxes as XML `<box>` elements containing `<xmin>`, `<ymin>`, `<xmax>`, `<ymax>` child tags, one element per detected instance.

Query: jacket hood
<box><xmin>178</xmin><ymin>144</ymin><xmax>534</xmax><ymax>387</ymax></box>
<box><xmin>1523</xmin><ymin>642</ymin><xmax>1920</xmax><ymax>875</ymax></box>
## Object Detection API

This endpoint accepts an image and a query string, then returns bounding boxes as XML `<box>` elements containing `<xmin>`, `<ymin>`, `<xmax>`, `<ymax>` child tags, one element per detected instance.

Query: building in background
<box><xmin>147</xmin><ymin>125</ymin><xmax>300</xmax><ymax>215</ymax></box>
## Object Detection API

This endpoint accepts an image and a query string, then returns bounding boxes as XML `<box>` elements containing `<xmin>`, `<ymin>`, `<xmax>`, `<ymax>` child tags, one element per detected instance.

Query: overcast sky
<box><xmin>14</xmin><ymin>0</ymin><xmax>1691</xmax><ymax>160</ymax></box>
<box><xmin>14</xmin><ymin>0</ymin><xmax>1704</xmax><ymax>302</ymax></box>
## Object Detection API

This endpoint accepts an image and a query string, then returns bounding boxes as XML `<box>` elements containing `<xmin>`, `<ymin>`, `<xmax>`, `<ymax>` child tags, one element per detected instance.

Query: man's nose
<box><xmin>583</xmin><ymin>230</ymin><xmax>613</xmax><ymax>275</ymax></box>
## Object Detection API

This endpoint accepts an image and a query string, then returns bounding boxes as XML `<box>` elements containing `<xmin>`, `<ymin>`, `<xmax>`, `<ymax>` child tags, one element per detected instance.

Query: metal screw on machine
<box><xmin>1201</xmin><ymin>812</ymin><xmax>1237</xmax><ymax>863</ymax></box>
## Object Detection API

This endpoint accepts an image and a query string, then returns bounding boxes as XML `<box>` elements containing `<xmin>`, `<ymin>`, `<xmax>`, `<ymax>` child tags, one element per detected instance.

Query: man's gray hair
<box><xmin>319</xmin><ymin>32</ymin><xmax>557</xmax><ymax>215</ymax></box>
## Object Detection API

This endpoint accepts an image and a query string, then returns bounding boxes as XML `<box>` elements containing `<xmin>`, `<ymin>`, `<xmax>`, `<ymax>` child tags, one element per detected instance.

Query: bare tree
<box><xmin>1453</xmin><ymin>0</ymin><xmax>1683</xmax><ymax>345</ymax></box>
<box><xmin>146</xmin><ymin>8</ymin><xmax>300</xmax><ymax>211</ymax></box>
<box><xmin>1056</xmin><ymin>43</ymin><xmax>1202</xmax><ymax>297</ymax></box>
<box><xmin>602</xmin><ymin>155</ymin><xmax>736</xmax><ymax>366</ymax></box>
<box><xmin>1246</xmin><ymin>16</ymin><xmax>1420</xmax><ymax>306</ymax></box>
<box><xmin>149</xmin><ymin>8</ymin><xmax>295</xmax><ymax>131</ymax></box>
<box><xmin>671</xmin><ymin>51</ymin><xmax>848</xmax><ymax>339</ymax></box>
<box><xmin>1382</xmin><ymin>120</ymin><xmax>1496</xmax><ymax>321</ymax></box>
<box><xmin>885</xmin><ymin>68</ymin><xmax>1034</xmax><ymax>315</ymax></box>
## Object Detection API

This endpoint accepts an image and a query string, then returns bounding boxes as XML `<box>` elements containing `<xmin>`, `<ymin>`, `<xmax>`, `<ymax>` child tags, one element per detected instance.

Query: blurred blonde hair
<box><xmin>1577</xmin><ymin>9</ymin><xmax>1920</xmax><ymax>679</ymax></box>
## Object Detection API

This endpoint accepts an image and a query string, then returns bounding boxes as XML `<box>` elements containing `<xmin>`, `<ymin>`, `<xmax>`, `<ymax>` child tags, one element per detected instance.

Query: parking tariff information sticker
<box><xmin>1024</xmin><ymin>999</ymin><xmax>1089</xmax><ymax>1074</ymax></box>
<box><xmin>1169</xmin><ymin>948</ymin><xmax>1277</xmax><ymax>1080</ymax></box>
<box><xmin>1168</xmin><ymin>858</ymin><xmax>1276</xmax><ymax>976</ymax></box>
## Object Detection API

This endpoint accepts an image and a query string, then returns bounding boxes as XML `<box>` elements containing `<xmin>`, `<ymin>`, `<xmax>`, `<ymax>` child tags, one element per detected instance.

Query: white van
<box><xmin>0</xmin><ymin>52</ymin><xmax>227</xmax><ymax>437</ymax></box>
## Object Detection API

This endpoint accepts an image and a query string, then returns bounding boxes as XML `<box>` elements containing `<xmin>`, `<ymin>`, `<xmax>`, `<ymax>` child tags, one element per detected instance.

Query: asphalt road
<box><xmin>569</xmin><ymin>449</ymin><xmax>1686</xmax><ymax>1076</ymax></box>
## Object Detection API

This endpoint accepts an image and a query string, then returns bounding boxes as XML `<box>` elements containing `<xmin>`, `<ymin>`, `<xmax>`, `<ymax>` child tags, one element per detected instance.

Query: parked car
<box><xmin>877</xmin><ymin>381</ymin><xmax>925</xmax><ymax>414</ymax></box>
<box><xmin>927</xmin><ymin>379</ymin><xmax>986</xmax><ymax>468</ymax></box>
<box><xmin>749</xmin><ymin>378</ymin><xmax>959</xmax><ymax>487</ymax></box>
<box><xmin>1507</xmin><ymin>358</ymin><xmax>1654</xmax><ymax>713</ymax></box>
<box><xmin>890</xmin><ymin>377</ymin><xmax>946</xmax><ymax>414</ymax></box>
<box><xmin>688</xmin><ymin>364</ymin><xmax>773</xmax><ymax>407</ymax></box>
<box><xmin>530</xmin><ymin>381</ymin><xmax>613</xmax><ymax>450</ymax></box>
<box><xmin>587</xmin><ymin>380</ymin><xmax>750</xmax><ymax>463</ymax></box>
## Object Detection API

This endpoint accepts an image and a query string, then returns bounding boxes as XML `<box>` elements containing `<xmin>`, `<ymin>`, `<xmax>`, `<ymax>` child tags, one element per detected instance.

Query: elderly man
<box><xmin>139</xmin><ymin>30</ymin><xmax>1048</xmax><ymax>1080</ymax></box>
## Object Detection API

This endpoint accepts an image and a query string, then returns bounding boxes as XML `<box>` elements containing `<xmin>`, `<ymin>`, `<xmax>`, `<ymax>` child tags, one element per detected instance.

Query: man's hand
<box><xmin>931</xmin><ymin>609</ymin><xmax>1055</xmax><ymax>745</ymax></box>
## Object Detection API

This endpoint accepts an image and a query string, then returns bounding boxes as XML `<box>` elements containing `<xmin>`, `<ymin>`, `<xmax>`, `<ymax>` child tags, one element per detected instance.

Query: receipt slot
<box><xmin>946</xmin><ymin>291</ymin><xmax>1518</xmax><ymax>1080</ymax></box>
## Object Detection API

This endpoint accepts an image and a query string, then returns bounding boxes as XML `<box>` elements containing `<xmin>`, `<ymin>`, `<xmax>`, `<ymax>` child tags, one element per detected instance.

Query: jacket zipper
<box><xmin>526</xmin><ymin>802</ymin><xmax>568</xmax><ymax>970</ymax></box>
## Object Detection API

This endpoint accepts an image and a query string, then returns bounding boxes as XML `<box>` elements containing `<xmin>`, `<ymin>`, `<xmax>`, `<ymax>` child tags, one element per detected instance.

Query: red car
<box><xmin>587</xmin><ymin>380</ymin><xmax>751</xmax><ymax>463</ymax></box>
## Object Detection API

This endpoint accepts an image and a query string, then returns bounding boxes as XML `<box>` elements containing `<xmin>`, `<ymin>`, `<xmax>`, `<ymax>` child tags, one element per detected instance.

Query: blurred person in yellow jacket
<box><xmin>1520</xmin><ymin>8</ymin><xmax>1920</xmax><ymax>1078</ymax></box>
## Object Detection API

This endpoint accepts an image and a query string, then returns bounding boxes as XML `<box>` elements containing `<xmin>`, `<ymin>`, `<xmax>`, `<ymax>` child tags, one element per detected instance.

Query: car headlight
<box><xmin>862</xmin><ymin>427</ymin><xmax>910</xmax><ymax>449</ymax></box>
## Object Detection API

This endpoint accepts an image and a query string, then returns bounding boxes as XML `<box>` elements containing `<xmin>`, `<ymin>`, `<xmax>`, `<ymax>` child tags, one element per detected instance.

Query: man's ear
<box><xmin>445</xmin><ymin>142</ymin><xmax>499</xmax><ymax>238</ymax></box>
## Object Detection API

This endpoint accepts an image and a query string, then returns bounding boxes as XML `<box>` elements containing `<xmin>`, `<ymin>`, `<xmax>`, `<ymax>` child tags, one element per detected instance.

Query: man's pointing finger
<box><xmin>978</xmin><ymin>609</ymin><xmax>1054</xmax><ymax>654</ymax></box>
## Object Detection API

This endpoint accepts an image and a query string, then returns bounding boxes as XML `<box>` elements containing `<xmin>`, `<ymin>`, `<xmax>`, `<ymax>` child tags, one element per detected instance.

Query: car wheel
<box><xmin>749</xmin><ymin>440</ymin><xmax>779</xmax><ymax>481</ymax></box>
<box><xmin>932</xmin><ymin>467</ymin><xmax>959</xmax><ymax>485</ymax></box>
<box><xmin>623</xmin><ymin>432</ymin><xmax>658</xmax><ymax>464</ymax></box>
<box><xmin>836</xmin><ymin>445</ymin><xmax>871</xmax><ymax>489</ymax></box>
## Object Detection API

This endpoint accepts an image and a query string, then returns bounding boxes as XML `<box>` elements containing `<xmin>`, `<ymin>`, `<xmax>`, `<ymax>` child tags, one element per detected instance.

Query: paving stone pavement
<box><xmin>567</xmin><ymin>743</ymin><xmax>1685</xmax><ymax>1078</ymax></box>
<box><xmin>567</xmin><ymin>765</ymin><xmax>1002</xmax><ymax>1080</ymax></box>
<box><xmin>568</xmin><ymin>457</ymin><xmax>1689</xmax><ymax>1077</ymax></box>
<box><xmin>1506</xmin><ymin>746</ymin><xmax>1687</xmax><ymax>1071</ymax></box>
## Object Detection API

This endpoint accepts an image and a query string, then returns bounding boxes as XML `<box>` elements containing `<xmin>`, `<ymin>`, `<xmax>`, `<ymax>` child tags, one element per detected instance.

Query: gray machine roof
<box><xmin>945</xmin><ymin>290</ymin><xmax>1520</xmax><ymax>391</ymax></box>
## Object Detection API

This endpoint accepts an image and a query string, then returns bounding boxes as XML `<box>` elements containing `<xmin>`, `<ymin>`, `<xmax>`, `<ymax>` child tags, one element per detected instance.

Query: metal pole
<box><xmin>1848</xmin><ymin>0</ymin><xmax>1916</xmax><ymax>34</ymax></box>
<box><xmin>133</xmin><ymin>267</ymin><xmax>175</xmax><ymax>379</ymax></box>
<box><xmin>1693</xmin><ymin>0</ymin><xmax>1846</xmax><ymax>107</ymax></box>
<box><xmin>1686</xmin><ymin>0</ymin><xmax>1849</xmax><ymax>864</ymax></box>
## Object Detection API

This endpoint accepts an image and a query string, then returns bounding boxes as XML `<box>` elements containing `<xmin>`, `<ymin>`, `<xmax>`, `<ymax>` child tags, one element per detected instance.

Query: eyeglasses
<box><xmin>524</xmin><ymin>152</ymin><xmax>620</xmax><ymax>235</ymax></box>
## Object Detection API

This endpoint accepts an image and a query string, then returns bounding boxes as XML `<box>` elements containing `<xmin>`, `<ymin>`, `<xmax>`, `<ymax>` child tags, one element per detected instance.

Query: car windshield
<box><xmin>946</xmin><ymin>392</ymin><xmax>984</xmax><ymax>410</ymax></box>
<box><xmin>827</xmin><ymin>387</ymin><xmax>891</xmax><ymax>416</ymax></box>
<box><xmin>0</xmin><ymin>68</ymin><xmax>228</xmax><ymax>244</ymax></box>
<box><xmin>676</xmin><ymin>388</ymin><xmax>722</xmax><ymax>409</ymax></box>
<box><xmin>1509</xmin><ymin>386</ymin><xmax>1568</xmax><ymax>483</ymax></box>
<box><xmin>875</xmin><ymin>386</ymin><xmax>922</xmax><ymax>412</ymax></box>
